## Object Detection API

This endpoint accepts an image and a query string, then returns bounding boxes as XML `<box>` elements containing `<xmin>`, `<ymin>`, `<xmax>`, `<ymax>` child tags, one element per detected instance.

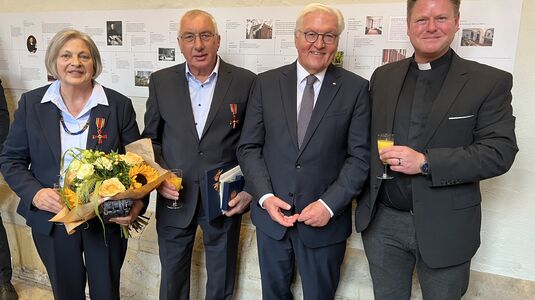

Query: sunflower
<box><xmin>61</xmin><ymin>187</ymin><xmax>79</xmax><ymax>209</ymax></box>
<box><xmin>129</xmin><ymin>164</ymin><xmax>159</xmax><ymax>189</ymax></box>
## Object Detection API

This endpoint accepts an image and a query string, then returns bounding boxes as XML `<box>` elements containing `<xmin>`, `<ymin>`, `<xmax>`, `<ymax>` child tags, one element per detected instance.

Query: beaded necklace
<box><xmin>59</xmin><ymin>114</ymin><xmax>89</xmax><ymax>135</ymax></box>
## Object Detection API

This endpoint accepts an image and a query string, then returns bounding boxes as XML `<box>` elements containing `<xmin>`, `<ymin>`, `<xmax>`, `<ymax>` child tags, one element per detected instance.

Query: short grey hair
<box><xmin>295</xmin><ymin>3</ymin><xmax>345</xmax><ymax>34</ymax></box>
<box><xmin>45</xmin><ymin>29</ymin><xmax>102</xmax><ymax>80</ymax></box>
<box><xmin>178</xmin><ymin>9</ymin><xmax>219</xmax><ymax>36</ymax></box>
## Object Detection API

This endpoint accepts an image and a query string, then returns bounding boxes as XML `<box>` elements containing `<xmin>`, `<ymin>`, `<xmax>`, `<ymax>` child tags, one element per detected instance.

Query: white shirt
<box><xmin>41</xmin><ymin>80</ymin><xmax>109</xmax><ymax>186</ymax></box>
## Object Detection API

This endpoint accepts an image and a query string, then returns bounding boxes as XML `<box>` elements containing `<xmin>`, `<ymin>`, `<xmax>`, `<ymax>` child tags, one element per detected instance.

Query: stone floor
<box><xmin>13</xmin><ymin>278</ymin><xmax>53</xmax><ymax>300</ymax></box>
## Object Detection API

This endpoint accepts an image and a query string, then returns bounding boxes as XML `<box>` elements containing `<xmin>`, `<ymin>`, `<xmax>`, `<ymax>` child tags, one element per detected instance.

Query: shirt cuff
<box><xmin>259</xmin><ymin>193</ymin><xmax>274</xmax><ymax>209</ymax></box>
<box><xmin>318</xmin><ymin>199</ymin><xmax>334</xmax><ymax>218</ymax></box>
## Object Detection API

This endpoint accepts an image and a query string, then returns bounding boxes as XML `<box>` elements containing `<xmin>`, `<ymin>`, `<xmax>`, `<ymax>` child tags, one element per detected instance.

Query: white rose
<box><xmin>69</xmin><ymin>159</ymin><xmax>82</xmax><ymax>172</ymax></box>
<box><xmin>95</xmin><ymin>157</ymin><xmax>113</xmax><ymax>170</ymax></box>
<box><xmin>76</xmin><ymin>163</ymin><xmax>94</xmax><ymax>180</ymax></box>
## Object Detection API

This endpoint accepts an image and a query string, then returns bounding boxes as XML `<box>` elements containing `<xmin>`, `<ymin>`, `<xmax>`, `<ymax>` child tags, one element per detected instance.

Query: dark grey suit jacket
<box><xmin>355</xmin><ymin>51</ymin><xmax>518</xmax><ymax>268</ymax></box>
<box><xmin>0</xmin><ymin>84</ymin><xmax>142</xmax><ymax>236</ymax></box>
<box><xmin>237</xmin><ymin>62</ymin><xmax>370</xmax><ymax>248</ymax></box>
<box><xmin>143</xmin><ymin>59</ymin><xmax>255</xmax><ymax>228</ymax></box>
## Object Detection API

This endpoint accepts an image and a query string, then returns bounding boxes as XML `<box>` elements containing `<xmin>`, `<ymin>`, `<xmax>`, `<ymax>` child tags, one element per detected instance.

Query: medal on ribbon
<box><xmin>92</xmin><ymin>117</ymin><xmax>108</xmax><ymax>144</ymax></box>
<box><xmin>229</xmin><ymin>103</ymin><xmax>239</xmax><ymax>129</ymax></box>
<box><xmin>212</xmin><ymin>169</ymin><xmax>223</xmax><ymax>192</ymax></box>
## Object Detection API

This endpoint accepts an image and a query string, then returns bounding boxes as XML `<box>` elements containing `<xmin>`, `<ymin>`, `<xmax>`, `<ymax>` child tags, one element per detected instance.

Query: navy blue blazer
<box><xmin>0</xmin><ymin>84</ymin><xmax>142</xmax><ymax>236</ymax></box>
<box><xmin>0</xmin><ymin>79</ymin><xmax>9</xmax><ymax>152</ymax></box>
<box><xmin>238</xmin><ymin>63</ymin><xmax>370</xmax><ymax>248</ymax></box>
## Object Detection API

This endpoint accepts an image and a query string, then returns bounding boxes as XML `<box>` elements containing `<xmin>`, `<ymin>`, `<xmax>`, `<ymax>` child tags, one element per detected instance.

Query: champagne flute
<box><xmin>53</xmin><ymin>183</ymin><xmax>65</xmax><ymax>226</ymax></box>
<box><xmin>167</xmin><ymin>169</ymin><xmax>183</xmax><ymax>210</ymax></box>
<box><xmin>377</xmin><ymin>133</ymin><xmax>394</xmax><ymax>180</ymax></box>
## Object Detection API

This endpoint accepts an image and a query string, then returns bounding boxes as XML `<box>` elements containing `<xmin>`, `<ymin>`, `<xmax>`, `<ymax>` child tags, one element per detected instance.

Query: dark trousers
<box><xmin>0</xmin><ymin>214</ymin><xmax>12</xmax><ymax>283</ymax></box>
<box><xmin>362</xmin><ymin>204</ymin><xmax>471</xmax><ymax>300</ymax></box>
<box><xmin>157</xmin><ymin>202</ymin><xmax>242</xmax><ymax>300</ymax></box>
<box><xmin>32</xmin><ymin>219</ymin><xmax>128</xmax><ymax>300</ymax></box>
<box><xmin>256</xmin><ymin>227</ymin><xmax>346</xmax><ymax>300</ymax></box>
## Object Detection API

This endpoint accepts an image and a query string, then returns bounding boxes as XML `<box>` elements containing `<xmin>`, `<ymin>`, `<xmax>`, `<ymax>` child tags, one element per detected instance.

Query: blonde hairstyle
<box><xmin>295</xmin><ymin>3</ymin><xmax>345</xmax><ymax>34</ymax></box>
<box><xmin>45</xmin><ymin>28</ymin><xmax>102</xmax><ymax>79</ymax></box>
<box><xmin>178</xmin><ymin>9</ymin><xmax>219</xmax><ymax>36</ymax></box>
<box><xmin>407</xmin><ymin>0</ymin><xmax>461</xmax><ymax>17</ymax></box>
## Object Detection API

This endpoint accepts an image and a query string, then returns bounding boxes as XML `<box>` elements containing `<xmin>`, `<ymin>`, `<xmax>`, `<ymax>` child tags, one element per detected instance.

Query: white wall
<box><xmin>1</xmin><ymin>0</ymin><xmax>534</xmax><ymax>282</ymax></box>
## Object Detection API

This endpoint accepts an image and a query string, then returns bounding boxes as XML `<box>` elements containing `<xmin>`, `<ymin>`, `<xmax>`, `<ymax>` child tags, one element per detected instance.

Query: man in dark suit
<box><xmin>355</xmin><ymin>0</ymin><xmax>518</xmax><ymax>299</ymax></box>
<box><xmin>142</xmin><ymin>9</ymin><xmax>255</xmax><ymax>300</ymax></box>
<box><xmin>237</xmin><ymin>3</ymin><xmax>370</xmax><ymax>299</ymax></box>
<box><xmin>0</xmin><ymin>79</ymin><xmax>17</xmax><ymax>300</ymax></box>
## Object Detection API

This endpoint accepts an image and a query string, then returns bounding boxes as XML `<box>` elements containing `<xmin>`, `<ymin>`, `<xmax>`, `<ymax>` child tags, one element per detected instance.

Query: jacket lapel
<box><xmin>86</xmin><ymin>104</ymin><xmax>111</xmax><ymax>151</ymax></box>
<box><xmin>385</xmin><ymin>59</ymin><xmax>411</xmax><ymax>133</ymax></box>
<box><xmin>36</xmin><ymin>101</ymin><xmax>61</xmax><ymax>166</ymax></box>
<box><xmin>298</xmin><ymin>64</ymin><xmax>340</xmax><ymax>155</ymax></box>
<box><xmin>280</xmin><ymin>63</ymin><xmax>299</xmax><ymax>151</ymax></box>
<box><xmin>201</xmin><ymin>60</ymin><xmax>232</xmax><ymax>139</ymax></box>
<box><xmin>418</xmin><ymin>53</ymin><xmax>468</xmax><ymax>150</ymax></box>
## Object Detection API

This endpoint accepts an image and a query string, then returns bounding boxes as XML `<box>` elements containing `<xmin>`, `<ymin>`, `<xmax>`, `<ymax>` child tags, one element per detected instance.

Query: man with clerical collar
<box><xmin>355</xmin><ymin>0</ymin><xmax>518</xmax><ymax>299</ymax></box>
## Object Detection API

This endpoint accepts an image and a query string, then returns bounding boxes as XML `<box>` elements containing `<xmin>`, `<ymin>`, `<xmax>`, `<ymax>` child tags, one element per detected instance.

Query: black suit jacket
<box><xmin>237</xmin><ymin>63</ymin><xmax>370</xmax><ymax>248</ymax></box>
<box><xmin>143</xmin><ymin>59</ymin><xmax>255</xmax><ymax>228</ymax></box>
<box><xmin>0</xmin><ymin>80</ymin><xmax>9</xmax><ymax>152</ymax></box>
<box><xmin>355</xmin><ymin>51</ymin><xmax>518</xmax><ymax>268</ymax></box>
<box><xmin>0</xmin><ymin>84</ymin><xmax>142</xmax><ymax>236</ymax></box>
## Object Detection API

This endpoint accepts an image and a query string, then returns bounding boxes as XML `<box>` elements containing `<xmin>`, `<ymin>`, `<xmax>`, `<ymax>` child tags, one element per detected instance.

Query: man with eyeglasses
<box><xmin>238</xmin><ymin>3</ymin><xmax>369</xmax><ymax>299</ymax></box>
<box><xmin>143</xmin><ymin>9</ymin><xmax>255</xmax><ymax>300</ymax></box>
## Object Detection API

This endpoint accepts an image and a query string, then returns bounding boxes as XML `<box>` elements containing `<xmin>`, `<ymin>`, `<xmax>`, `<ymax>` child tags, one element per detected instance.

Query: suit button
<box><xmin>288</xmin><ymin>192</ymin><xmax>294</xmax><ymax>197</ymax></box>
<box><xmin>198</xmin><ymin>151</ymin><xmax>204</xmax><ymax>156</ymax></box>
<box><xmin>296</xmin><ymin>164</ymin><xmax>301</xmax><ymax>169</ymax></box>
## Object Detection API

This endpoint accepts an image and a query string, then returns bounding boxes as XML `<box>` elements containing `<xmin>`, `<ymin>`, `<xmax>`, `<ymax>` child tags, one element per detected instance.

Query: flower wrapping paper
<box><xmin>49</xmin><ymin>138</ymin><xmax>172</xmax><ymax>234</ymax></box>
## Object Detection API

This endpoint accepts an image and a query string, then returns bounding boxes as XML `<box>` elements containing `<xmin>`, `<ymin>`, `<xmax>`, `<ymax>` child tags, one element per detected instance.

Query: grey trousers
<box><xmin>362</xmin><ymin>204</ymin><xmax>470</xmax><ymax>300</ymax></box>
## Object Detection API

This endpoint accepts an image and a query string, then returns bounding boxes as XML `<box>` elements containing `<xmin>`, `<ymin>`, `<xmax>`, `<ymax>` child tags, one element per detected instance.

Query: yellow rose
<box><xmin>76</xmin><ymin>163</ymin><xmax>94</xmax><ymax>180</ymax></box>
<box><xmin>120</xmin><ymin>152</ymin><xmax>144</xmax><ymax>166</ymax></box>
<box><xmin>99</xmin><ymin>178</ymin><xmax>126</xmax><ymax>197</ymax></box>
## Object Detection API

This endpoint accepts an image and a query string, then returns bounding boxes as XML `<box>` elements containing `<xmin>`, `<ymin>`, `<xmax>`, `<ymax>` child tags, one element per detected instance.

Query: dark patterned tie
<box><xmin>297</xmin><ymin>74</ymin><xmax>317</xmax><ymax>148</ymax></box>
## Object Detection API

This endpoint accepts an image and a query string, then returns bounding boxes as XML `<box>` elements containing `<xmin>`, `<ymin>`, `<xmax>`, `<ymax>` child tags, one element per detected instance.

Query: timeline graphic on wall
<box><xmin>0</xmin><ymin>0</ymin><xmax>523</xmax><ymax>97</ymax></box>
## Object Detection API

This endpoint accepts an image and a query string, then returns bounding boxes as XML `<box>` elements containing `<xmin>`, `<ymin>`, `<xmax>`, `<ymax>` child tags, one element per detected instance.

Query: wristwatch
<box><xmin>420</xmin><ymin>157</ymin><xmax>430</xmax><ymax>176</ymax></box>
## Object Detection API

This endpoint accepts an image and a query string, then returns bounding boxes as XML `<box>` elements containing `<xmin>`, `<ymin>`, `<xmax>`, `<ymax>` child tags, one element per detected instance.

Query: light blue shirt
<box><xmin>186</xmin><ymin>57</ymin><xmax>220</xmax><ymax>138</ymax></box>
<box><xmin>41</xmin><ymin>80</ymin><xmax>109</xmax><ymax>186</ymax></box>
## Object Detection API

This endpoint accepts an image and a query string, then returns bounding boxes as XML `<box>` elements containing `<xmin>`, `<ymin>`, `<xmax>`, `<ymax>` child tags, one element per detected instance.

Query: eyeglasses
<box><xmin>299</xmin><ymin>31</ymin><xmax>338</xmax><ymax>44</ymax></box>
<box><xmin>179</xmin><ymin>32</ymin><xmax>216</xmax><ymax>43</ymax></box>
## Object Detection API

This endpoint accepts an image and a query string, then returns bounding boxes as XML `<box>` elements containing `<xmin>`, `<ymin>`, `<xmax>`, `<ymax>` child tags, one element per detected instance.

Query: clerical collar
<box><xmin>412</xmin><ymin>48</ymin><xmax>453</xmax><ymax>70</ymax></box>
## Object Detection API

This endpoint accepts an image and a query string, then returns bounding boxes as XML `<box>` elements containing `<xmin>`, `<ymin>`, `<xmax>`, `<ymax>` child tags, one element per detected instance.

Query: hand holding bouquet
<box><xmin>50</xmin><ymin>138</ymin><xmax>172</xmax><ymax>237</ymax></box>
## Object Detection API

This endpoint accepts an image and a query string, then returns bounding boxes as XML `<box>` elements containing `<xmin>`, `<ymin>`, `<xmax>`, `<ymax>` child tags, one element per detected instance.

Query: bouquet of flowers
<box><xmin>50</xmin><ymin>138</ymin><xmax>172</xmax><ymax>237</ymax></box>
